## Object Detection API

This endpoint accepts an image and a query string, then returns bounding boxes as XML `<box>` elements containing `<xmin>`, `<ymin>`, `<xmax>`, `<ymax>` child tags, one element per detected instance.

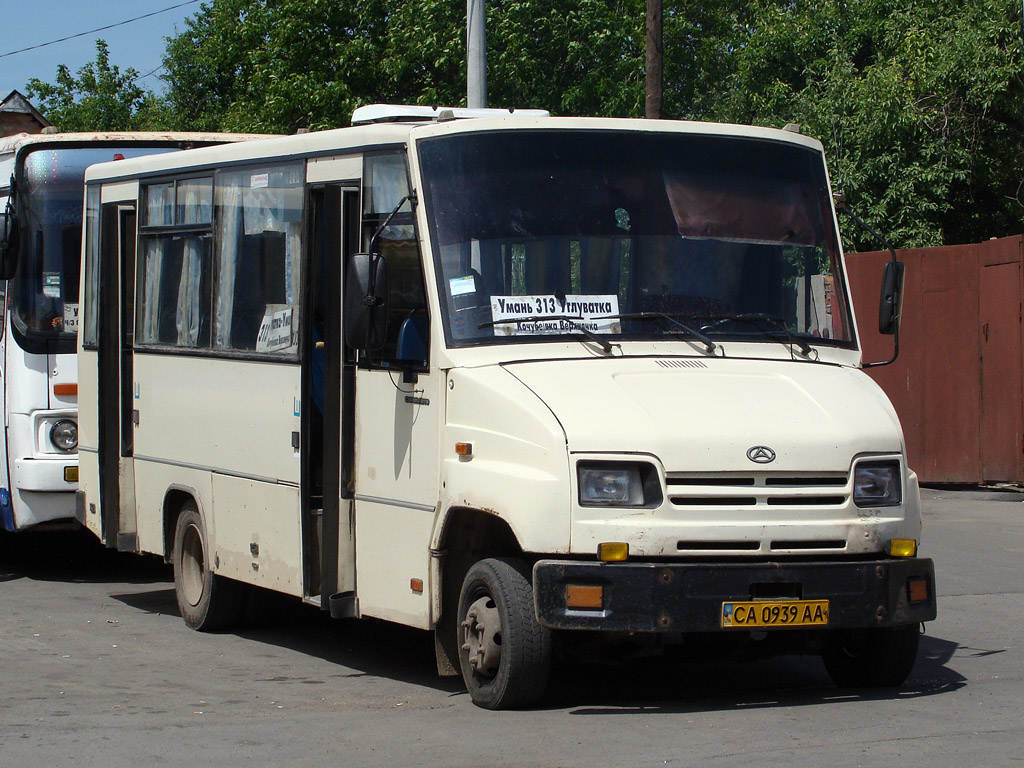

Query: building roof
<box><xmin>1</xmin><ymin>90</ymin><xmax>52</xmax><ymax>133</ymax></box>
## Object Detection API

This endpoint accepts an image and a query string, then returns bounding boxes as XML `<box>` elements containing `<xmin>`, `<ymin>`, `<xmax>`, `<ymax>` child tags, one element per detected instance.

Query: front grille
<box><xmin>666</xmin><ymin>472</ymin><xmax>850</xmax><ymax>508</ymax></box>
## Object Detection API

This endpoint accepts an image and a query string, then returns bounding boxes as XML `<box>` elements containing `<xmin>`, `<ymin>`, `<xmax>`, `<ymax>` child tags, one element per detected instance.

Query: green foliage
<box><xmin>25</xmin><ymin>1</ymin><xmax>1024</xmax><ymax>247</ymax></box>
<box><xmin>157</xmin><ymin>1</ymin><xmax>743</xmax><ymax>128</ymax></box>
<box><xmin>705</xmin><ymin>0</ymin><xmax>1024</xmax><ymax>249</ymax></box>
<box><xmin>25</xmin><ymin>40</ymin><xmax>169</xmax><ymax>132</ymax></box>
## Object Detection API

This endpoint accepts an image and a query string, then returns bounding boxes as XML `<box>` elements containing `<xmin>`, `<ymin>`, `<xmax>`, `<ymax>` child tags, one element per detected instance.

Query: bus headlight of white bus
<box><xmin>49</xmin><ymin>419</ymin><xmax>78</xmax><ymax>453</ymax></box>
<box><xmin>853</xmin><ymin>460</ymin><xmax>901</xmax><ymax>507</ymax></box>
<box><xmin>577</xmin><ymin>461</ymin><xmax>663</xmax><ymax>508</ymax></box>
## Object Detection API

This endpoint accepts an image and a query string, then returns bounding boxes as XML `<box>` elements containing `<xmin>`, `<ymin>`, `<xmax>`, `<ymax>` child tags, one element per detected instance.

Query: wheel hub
<box><xmin>180</xmin><ymin>523</ymin><xmax>206</xmax><ymax>607</ymax></box>
<box><xmin>462</xmin><ymin>595</ymin><xmax>502</xmax><ymax>677</ymax></box>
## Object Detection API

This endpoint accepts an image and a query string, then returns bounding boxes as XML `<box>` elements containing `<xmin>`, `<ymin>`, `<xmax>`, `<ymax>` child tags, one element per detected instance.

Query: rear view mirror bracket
<box><xmin>837</xmin><ymin>207</ymin><xmax>903</xmax><ymax>368</ymax></box>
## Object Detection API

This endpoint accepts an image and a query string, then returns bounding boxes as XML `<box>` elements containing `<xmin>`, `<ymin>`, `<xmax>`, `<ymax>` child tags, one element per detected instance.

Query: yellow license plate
<box><xmin>721</xmin><ymin>599</ymin><xmax>829</xmax><ymax>629</ymax></box>
<box><xmin>64</xmin><ymin>466</ymin><xmax>78</xmax><ymax>483</ymax></box>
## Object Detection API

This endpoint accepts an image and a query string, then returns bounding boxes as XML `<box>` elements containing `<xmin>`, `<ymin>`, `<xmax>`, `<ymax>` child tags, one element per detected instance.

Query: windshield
<box><xmin>10</xmin><ymin>145</ymin><xmax>177</xmax><ymax>352</ymax></box>
<box><xmin>419</xmin><ymin>130</ymin><xmax>852</xmax><ymax>351</ymax></box>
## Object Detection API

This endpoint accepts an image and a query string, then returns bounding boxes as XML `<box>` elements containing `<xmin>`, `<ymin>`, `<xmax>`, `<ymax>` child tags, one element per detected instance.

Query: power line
<box><xmin>0</xmin><ymin>1</ymin><xmax>201</xmax><ymax>59</ymax></box>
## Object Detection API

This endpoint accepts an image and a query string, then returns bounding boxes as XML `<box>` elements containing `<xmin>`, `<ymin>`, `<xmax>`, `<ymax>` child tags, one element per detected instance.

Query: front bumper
<box><xmin>534</xmin><ymin>557</ymin><xmax>936</xmax><ymax>632</ymax></box>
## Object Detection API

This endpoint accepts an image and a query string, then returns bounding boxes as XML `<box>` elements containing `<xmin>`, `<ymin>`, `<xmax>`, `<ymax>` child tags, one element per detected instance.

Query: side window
<box><xmin>362</xmin><ymin>152</ymin><xmax>428</xmax><ymax>367</ymax></box>
<box><xmin>137</xmin><ymin>235</ymin><xmax>212</xmax><ymax>346</ymax></box>
<box><xmin>136</xmin><ymin>177</ymin><xmax>214</xmax><ymax>349</ymax></box>
<box><xmin>213</xmin><ymin>163</ymin><xmax>304</xmax><ymax>355</ymax></box>
<box><xmin>81</xmin><ymin>185</ymin><xmax>100</xmax><ymax>348</ymax></box>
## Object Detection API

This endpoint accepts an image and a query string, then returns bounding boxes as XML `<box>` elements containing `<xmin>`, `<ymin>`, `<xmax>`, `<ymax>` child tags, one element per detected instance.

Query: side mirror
<box><xmin>878</xmin><ymin>260</ymin><xmax>905</xmax><ymax>335</ymax></box>
<box><xmin>0</xmin><ymin>209</ymin><xmax>19</xmax><ymax>280</ymax></box>
<box><xmin>344</xmin><ymin>252</ymin><xmax>389</xmax><ymax>351</ymax></box>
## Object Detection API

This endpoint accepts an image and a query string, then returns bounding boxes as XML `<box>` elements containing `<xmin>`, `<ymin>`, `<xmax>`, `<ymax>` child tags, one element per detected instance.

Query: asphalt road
<box><xmin>1</xmin><ymin>488</ymin><xmax>1021</xmax><ymax>767</ymax></box>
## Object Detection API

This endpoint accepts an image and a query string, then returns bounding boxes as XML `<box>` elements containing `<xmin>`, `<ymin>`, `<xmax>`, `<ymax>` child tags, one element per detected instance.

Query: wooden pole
<box><xmin>645</xmin><ymin>0</ymin><xmax>663</xmax><ymax>118</ymax></box>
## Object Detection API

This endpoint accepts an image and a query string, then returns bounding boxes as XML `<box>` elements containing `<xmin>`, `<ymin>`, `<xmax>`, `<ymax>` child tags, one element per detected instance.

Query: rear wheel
<box><xmin>457</xmin><ymin>558</ymin><xmax>551</xmax><ymax>709</ymax></box>
<box><xmin>822</xmin><ymin>625</ymin><xmax>920</xmax><ymax>688</ymax></box>
<box><xmin>172</xmin><ymin>501</ymin><xmax>246</xmax><ymax>631</ymax></box>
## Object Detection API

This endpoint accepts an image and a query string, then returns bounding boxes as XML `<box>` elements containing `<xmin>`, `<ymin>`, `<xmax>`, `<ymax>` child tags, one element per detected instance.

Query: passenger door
<box><xmin>303</xmin><ymin>183</ymin><xmax>359</xmax><ymax>608</ymax></box>
<box><xmin>350</xmin><ymin>153</ymin><xmax>440</xmax><ymax>628</ymax></box>
<box><xmin>97</xmin><ymin>203</ymin><xmax>138</xmax><ymax>550</ymax></box>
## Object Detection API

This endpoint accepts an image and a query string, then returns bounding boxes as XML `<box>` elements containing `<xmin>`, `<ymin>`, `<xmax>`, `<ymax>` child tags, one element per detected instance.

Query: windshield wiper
<box><xmin>700</xmin><ymin>313</ymin><xmax>813</xmax><ymax>357</ymax></box>
<box><xmin>596</xmin><ymin>312</ymin><xmax>717</xmax><ymax>353</ymax></box>
<box><xmin>479</xmin><ymin>315</ymin><xmax>614</xmax><ymax>353</ymax></box>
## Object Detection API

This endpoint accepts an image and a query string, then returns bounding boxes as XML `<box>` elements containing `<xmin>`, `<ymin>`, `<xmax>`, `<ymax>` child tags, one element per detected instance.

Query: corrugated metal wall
<box><xmin>846</xmin><ymin>236</ymin><xmax>1024</xmax><ymax>484</ymax></box>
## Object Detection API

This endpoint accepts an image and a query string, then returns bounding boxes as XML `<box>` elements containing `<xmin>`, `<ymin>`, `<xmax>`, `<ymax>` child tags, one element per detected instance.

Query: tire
<box><xmin>822</xmin><ymin>624</ymin><xmax>921</xmax><ymax>688</ymax></box>
<box><xmin>457</xmin><ymin>558</ymin><xmax>552</xmax><ymax>710</ymax></box>
<box><xmin>172</xmin><ymin>501</ymin><xmax>247</xmax><ymax>632</ymax></box>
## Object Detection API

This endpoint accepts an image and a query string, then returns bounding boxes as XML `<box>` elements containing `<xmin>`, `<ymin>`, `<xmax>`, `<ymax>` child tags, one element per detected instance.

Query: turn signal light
<box><xmin>455</xmin><ymin>442</ymin><xmax>473</xmax><ymax>457</ymax></box>
<box><xmin>887</xmin><ymin>538</ymin><xmax>917</xmax><ymax>557</ymax></box>
<box><xmin>598</xmin><ymin>542</ymin><xmax>629</xmax><ymax>562</ymax></box>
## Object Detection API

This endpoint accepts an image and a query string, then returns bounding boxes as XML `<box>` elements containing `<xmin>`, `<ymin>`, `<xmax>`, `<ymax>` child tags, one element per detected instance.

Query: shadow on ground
<box><xmin>0</xmin><ymin>527</ymin><xmax>167</xmax><ymax>584</ymax></box>
<box><xmin>115</xmin><ymin>582</ymin><xmax>968</xmax><ymax>710</ymax></box>
<box><xmin>7</xmin><ymin>528</ymin><xmax>968</xmax><ymax>710</ymax></box>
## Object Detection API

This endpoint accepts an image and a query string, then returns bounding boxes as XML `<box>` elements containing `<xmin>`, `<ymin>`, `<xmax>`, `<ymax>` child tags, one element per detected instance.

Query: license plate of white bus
<box><xmin>721</xmin><ymin>599</ymin><xmax>829</xmax><ymax>628</ymax></box>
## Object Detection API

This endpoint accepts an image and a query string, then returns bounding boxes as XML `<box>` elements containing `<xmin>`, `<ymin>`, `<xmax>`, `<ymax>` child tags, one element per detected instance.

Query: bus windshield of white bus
<box><xmin>419</xmin><ymin>130</ymin><xmax>852</xmax><ymax>351</ymax></box>
<box><xmin>11</xmin><ymin>145</ymin><xmax>177</xmax><ymax>353</ymax></box>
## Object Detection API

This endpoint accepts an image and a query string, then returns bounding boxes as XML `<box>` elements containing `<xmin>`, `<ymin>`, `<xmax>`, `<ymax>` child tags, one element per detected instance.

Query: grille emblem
<box><xmin>746</xmin><ymin>446</ymin><xmax>776</xmax><ymax>464</ymax></box>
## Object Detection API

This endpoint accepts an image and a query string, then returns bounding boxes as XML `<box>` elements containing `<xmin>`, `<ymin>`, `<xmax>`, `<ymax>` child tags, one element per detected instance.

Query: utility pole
<box><xmin>645</xmin><ymin>0</ymin><xmax>663</xmax><ymax>119</ymax></box>
<box><xmin>467</xmin><ymin>0</ymin><xmax>487</xmax><ymax>108</ymax></box>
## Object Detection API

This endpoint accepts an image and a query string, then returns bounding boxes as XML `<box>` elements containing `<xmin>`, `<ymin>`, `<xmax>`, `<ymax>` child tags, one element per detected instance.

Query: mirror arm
<box><xmin>837</xmin><ymin>207</ymin><xmax>901</xmax><ymax>368</ymax></box>
<box><xmin>357</xmin><ymin>193</ymin><xmax>414</xmax><ymax>360</ymax></box>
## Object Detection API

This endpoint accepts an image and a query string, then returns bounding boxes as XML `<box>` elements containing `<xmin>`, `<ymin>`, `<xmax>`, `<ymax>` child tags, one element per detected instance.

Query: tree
<box><xmin>25</xmin><ymin>40</ymin><xmax>169</xmax><ymax>132</ymax></box>
<box><xmin>703</xmin><ymin>0</ymin><xmax>1024</xmax><ymax>249</ymax></box>
<box><xmin>149</xmin><ymin>0</ymin><xmax>1024</xmax><ymax>246</ymax></box>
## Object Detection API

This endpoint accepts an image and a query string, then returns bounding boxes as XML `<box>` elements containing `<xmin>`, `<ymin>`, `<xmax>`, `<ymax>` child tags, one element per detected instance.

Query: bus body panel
<box><xmin>350</xmin><ymin>367</ymin><xmax>442</xmax><ymax>628</ymax></box>
<box><xmin>211</xmin><ymin>473</ymin><xmax>302</xmax><ymax>595</ymax></box>
<box><xmin>437</xmin><ymin>365</ymin><xmax>571</xmax><ymax>555</ymax></box>
<box><xmin>133</xmin><ymin>461</ymin><xmax>212</xmax><ymax>557</ymax></box>
<box><xmin>77</xmin><ymin>346</ymin><xmax>101</xmax><ymax>538</ymax></box>
<box><xmin>131</xmin><ymin>355</ymin><xmax>301</xmax><ymax>486</ymax></box>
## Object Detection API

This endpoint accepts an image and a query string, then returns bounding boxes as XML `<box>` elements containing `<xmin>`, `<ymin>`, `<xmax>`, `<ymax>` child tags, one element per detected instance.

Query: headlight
<box><xmin>578</xmin><ymin>462</ymin><xmax>662</xmax><ymax>508</ymax></box>
<box><xmin>49</xmin><ymin>419</ymin><xmax>78</xmax><ymax>452</ymax></box>
<box><xmin>853</xmin><ymin>461</ymin><xmax>901</xmax><ymax>507</ymax></box>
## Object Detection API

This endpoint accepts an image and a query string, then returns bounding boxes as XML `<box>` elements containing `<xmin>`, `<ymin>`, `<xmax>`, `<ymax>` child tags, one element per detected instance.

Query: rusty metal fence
<box><xmin>846</xmin><ymin>236</ymin><xmax>1024</xmax><ymax>484</ymax></box>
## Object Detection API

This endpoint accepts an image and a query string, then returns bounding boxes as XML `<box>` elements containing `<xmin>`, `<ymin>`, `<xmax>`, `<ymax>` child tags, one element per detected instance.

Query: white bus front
<box><xmin>0</xmin><ymin>140</ymin><xmax>196</xmax><ymax>531</ymax></box>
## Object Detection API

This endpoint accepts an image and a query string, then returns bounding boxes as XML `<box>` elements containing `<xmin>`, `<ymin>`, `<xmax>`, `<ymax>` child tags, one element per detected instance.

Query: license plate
<box><xmin>721</xmin><ymin>599</ymin><xmax>829</xmax><ymax>629</ymax></box>
<box><xmin>64</xmin><ymin>466</ymin><xmax>78</xmax><ymax>483</ymax></box>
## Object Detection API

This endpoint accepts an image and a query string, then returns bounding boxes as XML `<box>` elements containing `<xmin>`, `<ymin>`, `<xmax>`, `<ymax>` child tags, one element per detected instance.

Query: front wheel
<box><xmin>457</xmin><ymin>558</ymin><xmax>552</xmax><ymax>709</ymax></box>
<box><xmin>822</xmin><ymin>625</ymin><xmax>921</xmax><ymax>688</ymax></box>
<box><xmin>172</xmin><ymin>501</ymin><xmax>247</xmax><ymax>632</ymax></box>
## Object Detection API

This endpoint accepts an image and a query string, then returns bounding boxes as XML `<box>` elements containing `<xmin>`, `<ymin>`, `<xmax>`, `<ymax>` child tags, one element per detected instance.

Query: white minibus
<box><xmin>77</xmin><ymin>106</ymin><xmax>936</xmax><ymax>708</ymax></box>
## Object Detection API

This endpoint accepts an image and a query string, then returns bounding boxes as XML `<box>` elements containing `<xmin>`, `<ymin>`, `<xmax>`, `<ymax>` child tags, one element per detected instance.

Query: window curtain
<box><xmin>214</xmin><ymin>175</ymin><xmax>243</xmax><ymax>348</ymax></box>
<box><xmin>140</xmin><ymin>238</ymin><xmax>166</xmax><ymax>343</ymax></box>
<box><xmin>175</xmin><ymin>184</ymin><xmax>207</xmax><ymax>347</ymax></box>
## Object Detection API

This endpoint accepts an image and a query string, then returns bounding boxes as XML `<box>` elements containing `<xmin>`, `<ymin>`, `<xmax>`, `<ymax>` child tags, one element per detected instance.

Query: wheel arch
<box><xmin>432</xmin><ymin>506</ymin><xmax>527</xmax><ymax>675</ymax></box>
<box><xmin>162</xmin><ymin>485</ymin><xmax>206</xmax><ymax>561</ymax></box>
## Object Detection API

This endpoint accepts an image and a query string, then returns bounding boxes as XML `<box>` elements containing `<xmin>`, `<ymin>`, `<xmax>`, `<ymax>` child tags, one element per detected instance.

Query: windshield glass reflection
<box><xmin>418</xmin><ymin>130</ymin><xmax>851</xmax><ymax>350</ymax></box>
<box><xmin>12</xmin><ymin>146</ymin><xmax>176</xmax><ymax>348</ymax></box>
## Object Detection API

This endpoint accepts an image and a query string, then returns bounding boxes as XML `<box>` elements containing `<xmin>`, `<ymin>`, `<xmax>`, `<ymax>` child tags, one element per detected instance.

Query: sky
<box><xmin>0</xmin><ymin>0</ymin><xmax>202</xmax><ymax>98</ymax></box>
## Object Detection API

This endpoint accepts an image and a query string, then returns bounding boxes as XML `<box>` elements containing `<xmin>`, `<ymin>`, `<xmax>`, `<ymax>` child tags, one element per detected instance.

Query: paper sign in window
<box><xmin>489</xmin><ymin>294</ymin><xmax>620</xmax><ymax>336</ymax></box>
<box><xmin>256</xmin><ymin>305</ymin><xmax>295</xmax><ymax>352</ymax></box>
